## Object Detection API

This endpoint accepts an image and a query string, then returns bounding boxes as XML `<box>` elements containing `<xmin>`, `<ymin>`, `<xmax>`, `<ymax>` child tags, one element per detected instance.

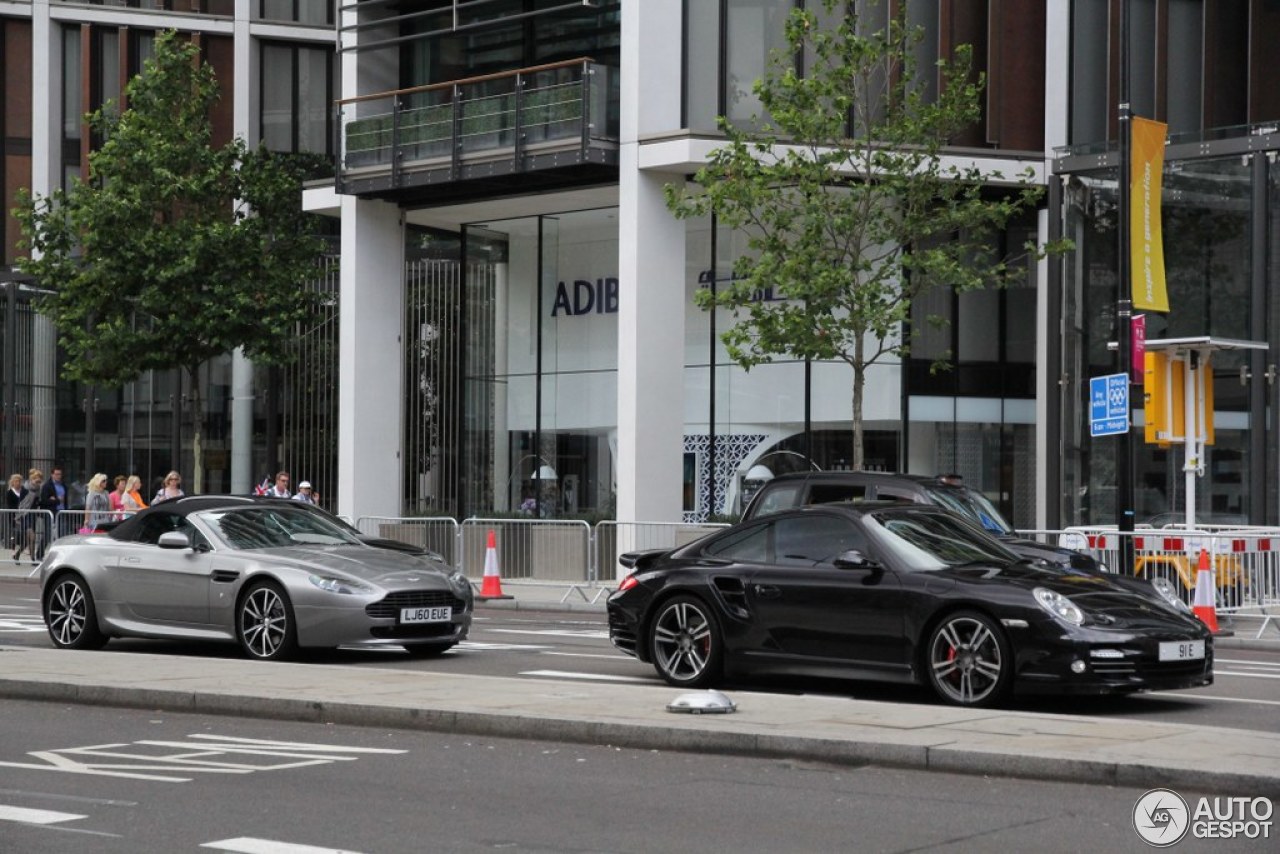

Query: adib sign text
<box><xmin>551</xmin><ymin>271</ymin><xmax>786</xmax><ymax>317</ymax></box>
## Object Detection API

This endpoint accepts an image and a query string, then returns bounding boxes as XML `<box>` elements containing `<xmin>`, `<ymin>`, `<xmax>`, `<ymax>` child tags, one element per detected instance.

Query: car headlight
<box><xmin>1150</xmin><ymin>576</ymin><xmax>1192</xmax><ymax>615</ymax></box>
<box><xmin>447</xmin><ymin>571</ymin><xmax>472</xmax><ymax>598</ymax></box>
<box><xmin>308</xmin><ymin>574</ymin><xmax>373</xmax><ymax>595</ymax></box>
<box><xmin>1033</xmin><ymin>587</ymin><xmax>1085</xmax><ymax>626</ymax></box>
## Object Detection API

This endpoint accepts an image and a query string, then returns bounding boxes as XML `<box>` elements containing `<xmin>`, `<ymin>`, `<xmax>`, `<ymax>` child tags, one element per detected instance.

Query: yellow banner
<box><xmin>1131</xmin><ymin>116</ymin><xmax>1169</xmax><ymax>312</ymax></box>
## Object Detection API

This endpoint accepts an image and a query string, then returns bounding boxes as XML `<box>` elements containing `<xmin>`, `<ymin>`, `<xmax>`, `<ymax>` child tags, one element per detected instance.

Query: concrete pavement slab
<box><xmin>1</xmin><ymin>645</ymin><xmax>1277</xmax><ymax>797</ymax></box>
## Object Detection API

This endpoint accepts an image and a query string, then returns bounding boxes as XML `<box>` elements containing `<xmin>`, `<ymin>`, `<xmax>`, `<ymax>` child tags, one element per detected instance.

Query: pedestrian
<box><xmin>267</xmin><ymin>471</ymin><xmax>292</xmax><ymax>499</ymax></box>
<box><xmin>153</xmin><ymin>470</ymin><xmax>185</xmax><ymax>504</ymax></box>
<box><xmin>4</xmin><ymin>473</ymin><xmax>26</xmax><ymax>559</ymax></box>
<box><xmin>290</xmin><ymin>480</ymin><xmax>317</xmax><ymax>504</ymax></box>
<box><xmin>16</xmin><ymin>468</ymin><xmax>44</xmax><ymax>563</ymax></box>
<box><xmin>84</xmin><ymin>473</ymin><xmax>112</xmax><ymax>531</ymax></box>
<box><xmin>38</xmin><ymin>463</ymin><xmax>67</xmax><ymax>517</ymax></box>
<box><xmin>109</xmin><ymin>475</ymin><xmax>128</xmax><ymax>520</ymax></box>
<box><xmin>123</xmin><ymin>475</ymin><xmax>148</xmax><ymax>514</ymax></box>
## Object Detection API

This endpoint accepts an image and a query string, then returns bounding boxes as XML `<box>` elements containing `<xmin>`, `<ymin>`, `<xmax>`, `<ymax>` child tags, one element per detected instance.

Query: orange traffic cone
<box><xmin>478</xmin><ymin>529</ymin><xmax>512</xmax><ymax>600</ymax></box>
<box><xmin>1191</xmin><ymin>548</ymin><xmax>1227</xmax><ymax>635</ymax></box>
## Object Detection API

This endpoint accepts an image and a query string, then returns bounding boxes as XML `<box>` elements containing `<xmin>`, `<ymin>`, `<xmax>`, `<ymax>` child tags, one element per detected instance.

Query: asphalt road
<box><xmin>1</xmin><ymin>580</ymin><xmax>1278</xmax><ymax>733</ymax></box>
<box><xmin>1</xmin><ymin>699</ymin><xmax>1271</xmax><ymax>854</ymax></box>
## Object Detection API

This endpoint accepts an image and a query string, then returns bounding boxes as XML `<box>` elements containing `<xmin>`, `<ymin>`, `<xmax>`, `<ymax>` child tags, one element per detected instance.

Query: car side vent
<box><xmin>713</xmin><ymin>576</ymin><xmax>750</xmax><ymax>618</ymax></box>
<box><xmin>211</xmin><ymin>569</ymin><xmax>240</xmax><ymax>584</ymax></box>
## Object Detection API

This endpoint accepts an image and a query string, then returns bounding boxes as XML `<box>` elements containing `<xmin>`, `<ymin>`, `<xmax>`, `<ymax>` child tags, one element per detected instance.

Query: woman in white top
<box><xmin>84</xmin><ymin>473</ymin><xmax>112</xmax><ymax>530</ymax></box>
<box><xmin>154</xmin><ymin>471</ymin><xmax>185</xmax><ymax>503</ymax></box>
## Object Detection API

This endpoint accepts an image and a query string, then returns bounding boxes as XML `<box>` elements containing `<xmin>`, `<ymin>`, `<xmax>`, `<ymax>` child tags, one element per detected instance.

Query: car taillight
<box><xmin>618</xmin><ymin>574</ymin><xmax>639</xmax><ymax>591</ymax></box>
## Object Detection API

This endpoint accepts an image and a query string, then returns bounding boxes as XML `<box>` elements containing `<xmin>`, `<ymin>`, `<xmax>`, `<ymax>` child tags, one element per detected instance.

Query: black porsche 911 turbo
<box><xmin>607</xmin><ymin>502</ymin><xmax>1213</xmax><ymax>707</ymax></box>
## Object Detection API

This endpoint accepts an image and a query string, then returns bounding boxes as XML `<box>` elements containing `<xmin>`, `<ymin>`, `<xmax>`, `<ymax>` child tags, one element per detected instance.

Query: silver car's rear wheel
<box><xmin>237</xmin><ymin>582</ymin><xmax>298</xmax><ymax>661</ymax></box>
<box><xmin>926</xmin><ymin>611</ymin><xmax>1011</xmax><ymax>707</ymax></box>
<box><xmin>44</xmin><ymin>574</ymin><xmax>107</xmax><ymax>650</ymax></box>
<box><xmin>649</xmin><ymin>595</ymin><xmax>722</xmax><ymax>688</ymax></box>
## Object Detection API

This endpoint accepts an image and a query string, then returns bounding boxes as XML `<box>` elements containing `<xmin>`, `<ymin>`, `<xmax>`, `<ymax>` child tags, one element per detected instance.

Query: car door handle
<box><xmin>122</xmin><ymin>556</ymin><xmax>140</xmax><ymax>564</ymax></box>
<box><xmin>753</xmin><ymin>584</ymin><xmax>781</xmax><ymax>599</ymax></box>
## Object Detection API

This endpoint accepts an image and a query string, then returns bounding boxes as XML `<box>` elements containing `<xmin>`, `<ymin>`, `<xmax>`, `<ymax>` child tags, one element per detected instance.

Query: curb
<box><xmin>2</xmin><ymin>676</ymin><xmax>1277</xmax><ymax>797</ymax></box>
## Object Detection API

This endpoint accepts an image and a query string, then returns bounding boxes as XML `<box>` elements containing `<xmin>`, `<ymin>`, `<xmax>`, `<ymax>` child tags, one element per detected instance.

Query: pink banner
<box><xmin>1131</xmin><ymin>314</ymin><xmax>1146</xmax><ymax>383</ymax></box>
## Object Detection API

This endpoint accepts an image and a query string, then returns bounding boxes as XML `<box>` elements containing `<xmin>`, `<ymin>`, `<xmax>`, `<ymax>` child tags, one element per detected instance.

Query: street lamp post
<box><xmin>1116</xmin><ymin>0</ymin><xmax>1136</xmax><ymax>569</ymax></box>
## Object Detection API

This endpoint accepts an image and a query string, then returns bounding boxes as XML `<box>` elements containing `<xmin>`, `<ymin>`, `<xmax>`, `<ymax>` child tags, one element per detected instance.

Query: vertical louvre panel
<box><xmin>463</xmin><ymin>262</ymin><xmax>497</xmax><ymax>516</ymax></box>
<box><xmin>278</xmin><ymin>256</ymin><xmax>340</xmax><ymax>507</ymax></box>
<box><xmin>404</xmin><ymin>258</ymin><xmax>465</xmax><ymax>516</ymax></box>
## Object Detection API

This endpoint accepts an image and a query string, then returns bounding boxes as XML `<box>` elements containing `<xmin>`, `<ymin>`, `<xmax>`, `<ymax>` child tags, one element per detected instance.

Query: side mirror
<box><xmin>158</xmin><ymin>531</ymin><xmax>191</xmax><ymax>550</ymax></box>
<box><xmin>833</xmin><ymin>549</ymin><xmax>879</xmax><ymax>570</ymax></box>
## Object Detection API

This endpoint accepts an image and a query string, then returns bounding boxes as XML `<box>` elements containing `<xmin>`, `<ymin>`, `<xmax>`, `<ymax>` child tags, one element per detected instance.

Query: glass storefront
<box><xmin>1059</xmin><ymin>146</ymin><xmax>1270</xmax><ymax>526</ymax></box>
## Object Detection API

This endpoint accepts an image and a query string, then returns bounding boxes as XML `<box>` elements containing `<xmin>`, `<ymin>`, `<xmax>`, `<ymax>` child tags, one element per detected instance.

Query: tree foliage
<box><xmin>666</xmin><ymin>0</ymin><xmax>1064</xmax><ymax>470</ymax></box>
<box><xmin>15</xmin><ymin>30</ymin><xmax>324</xmax><ymax>489</ymax></box>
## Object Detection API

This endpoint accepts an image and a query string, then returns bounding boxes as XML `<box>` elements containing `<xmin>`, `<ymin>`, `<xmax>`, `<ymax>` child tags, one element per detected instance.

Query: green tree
<box><xmin>15</xmin><ymin>30</ymin><xmax>323</xmax><ymax>491</ymax></box>
<box><xmin>666</xmin><ymin>0</ymin><xmax>1062</xmax><ymax>470</ymax></box>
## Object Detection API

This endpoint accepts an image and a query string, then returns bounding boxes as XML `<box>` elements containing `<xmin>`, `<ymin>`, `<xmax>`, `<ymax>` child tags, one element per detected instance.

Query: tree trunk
<box><xmin>850</xmin><ymin>337</ymin><xmax>865</xmax><ymax>471</ymax></box>
<box><xmin>188</xmin><ymin>367</ymin><xmax>204</xmax><ymax>494</ymax></box>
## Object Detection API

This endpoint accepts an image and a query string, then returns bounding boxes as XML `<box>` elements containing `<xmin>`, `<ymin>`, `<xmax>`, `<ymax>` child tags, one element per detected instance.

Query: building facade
<box><xmin>2</xmin><ymin>1</ymin><xmax>1278</xmax><ymax>533</ymax></box>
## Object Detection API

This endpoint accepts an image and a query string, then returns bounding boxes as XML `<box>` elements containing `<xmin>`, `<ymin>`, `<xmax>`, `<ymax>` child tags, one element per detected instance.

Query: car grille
<box><xmin>371</xmin><ymin>623</ymin><xmax>458</xmax><ymax>640</ymax></box>
<box><xmin>365</xmin><ymin>590</ymin><xmax>465</xmax><ymax>620</ymax></box>
<box><xmin>1090</xmin><ymin>659</ymin><xmax>1209</xmax><ymax>678</ymax></box>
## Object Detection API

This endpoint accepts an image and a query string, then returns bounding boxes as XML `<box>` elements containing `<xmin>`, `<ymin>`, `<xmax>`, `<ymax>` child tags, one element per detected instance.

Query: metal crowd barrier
<box><xmin>351</xmin><ymin>515</ymin><xmax>730</xmax><ymax>604</ymax></box>
<box><xmin>1026</xmin><ymin>525</ymin><xmax>1280</xmax><ymax>638</ymax></box>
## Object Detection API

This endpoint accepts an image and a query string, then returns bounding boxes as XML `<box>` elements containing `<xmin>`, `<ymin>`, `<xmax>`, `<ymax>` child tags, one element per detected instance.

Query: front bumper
<box><xmin>1011</xmin><ymin>628</ymin><xmax>1213</xmax><ymax>695</ymax></box>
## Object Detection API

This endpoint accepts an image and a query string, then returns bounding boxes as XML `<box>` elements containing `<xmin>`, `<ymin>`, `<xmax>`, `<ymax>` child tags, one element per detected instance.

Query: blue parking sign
<box><xmin>1090</xmin><ymin>373</ymin><xmax>1129</xmax><ymax>437</ymax></box>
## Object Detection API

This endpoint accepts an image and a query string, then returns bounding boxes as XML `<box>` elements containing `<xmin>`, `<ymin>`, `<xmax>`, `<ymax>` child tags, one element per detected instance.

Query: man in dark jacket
<box><xmin>38</xmin><ymin>465</ymin><xmax>67</xmax><ymax>517</ymax></box>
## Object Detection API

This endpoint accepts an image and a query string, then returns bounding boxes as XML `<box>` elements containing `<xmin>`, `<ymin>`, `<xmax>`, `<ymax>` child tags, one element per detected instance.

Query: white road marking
<box><xmin>486</xmin><ymin>628</ymin><xmax>610</xmax><ymax>639</ymax></box>
<box><xmin>0</xmin><ymin>805</ymin><xmax>86</xmax><ymax>825</ymax></box>
<box><xmin>521</xmin><ymin>669</ymin><xmax>653</xmax><ymax>683</ymax></box>
<box><xmin>1178</xmin><ymin>694</ymin><xmax>1280</xmax><ymax>707</ymax></box>
<box><xmin>1215</xmin><ymin>670</ymin><xmax>1280</xmax><ymax>680</ymax></box>
<box><xmin>202</xmin><ymin>838</ymin><xmax>363</xmax><ymax>854</ymax></box>
<box><xmin>541</xmin><ymin>651</ymin><xmax>638</xmax><ymax>660</ymax></box>
<box><xmin>0</xmin><ymin>736</ymin><xmax>405</xmax><ymax>782</ymax></box>
<box><xmin>455</xmin><ymin>641</ymin><xmax>551</xmax><ymax>651</ymax></box>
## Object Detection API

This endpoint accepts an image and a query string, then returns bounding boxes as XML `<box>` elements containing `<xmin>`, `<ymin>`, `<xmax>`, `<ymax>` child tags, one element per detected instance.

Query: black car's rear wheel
<box><xmin>649</xmin><ymin>595</ymin><xmax>722</xmax><ymax>688</ymax></box>
<box><xmin>237</xmin><ymin>582</ymin><xmax>298</xmax><ymax>661</ymax></box>
<box><xmin>44</xmin><ymin>574</ymin><xmax>108</xmax><ymax>650</ymax></box>
<box><xmin>925</xmin><ymin>611</ymin><xmax>1011</xmax><ymax>707</ymax></box>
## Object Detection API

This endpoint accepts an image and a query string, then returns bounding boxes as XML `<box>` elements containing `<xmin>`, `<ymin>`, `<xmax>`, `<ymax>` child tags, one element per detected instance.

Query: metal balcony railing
<box><xmin>336</xmin><ymin>58</ymin><xmax>618</xmax><ymax>191</ymax></box>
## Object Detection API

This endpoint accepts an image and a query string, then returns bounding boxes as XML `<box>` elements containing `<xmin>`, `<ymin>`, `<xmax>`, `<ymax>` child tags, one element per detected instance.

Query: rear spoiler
<box><xmin>618</xmin><ymin>548</ymin><xmax>669</xmax><ymax>571</ymax></box>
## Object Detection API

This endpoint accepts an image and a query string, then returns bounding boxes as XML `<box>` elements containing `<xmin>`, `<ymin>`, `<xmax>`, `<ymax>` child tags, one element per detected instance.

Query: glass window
<box><xmin>725</xmin><ymin>0</ymin><xmax>790</xmax><ymax>125</ymax></box>
<box><xmin>772</xmin><ymin>515</ymin><xmax>866</xmax><ymax>566</ymax></box>
<box><xmin>704</xmin><ymin>520</ymin><xmax>770</xmax><ymax>562</ymax></box>
<box><xmin>262</xmin><ymin>44</ymin><xmax>294</xmax><ymax>152</ymax></box>
<box><xmin>63</xmin><ymin>29</ymin><xmax>82</xmax><ymax>141</ymax></box>
<box><xmin>260</xmin><ymin>42</ymin><xmax>333</xmax><ymax>155</ymax></box>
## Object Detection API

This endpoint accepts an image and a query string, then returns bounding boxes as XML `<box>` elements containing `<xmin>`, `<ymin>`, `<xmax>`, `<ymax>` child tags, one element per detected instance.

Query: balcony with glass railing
<box><xmin>336</xmin><ymin>59</ymin><xmax>619</xmax><ymax>200</ymax></box>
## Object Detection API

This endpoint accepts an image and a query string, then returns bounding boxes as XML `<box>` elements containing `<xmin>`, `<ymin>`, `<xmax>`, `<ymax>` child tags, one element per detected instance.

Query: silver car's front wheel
<box><xmin>649</xmin><ymin>595</ymin><xmax>722</xmax><ymax>688</ymax></box>
<box><xmin>926</xmin><ymin>611</ymin><xmax>1011</xmax><ymax>707</ymax></box>
<box><xmin>44</xmin><ymin>574</ymin><xmax>107</xmax><ymax>650</ymax></box>
<box><xmin>237</xmin><ymin>582</ymin><xmax>298</xmax><ymax>661</ymax></box>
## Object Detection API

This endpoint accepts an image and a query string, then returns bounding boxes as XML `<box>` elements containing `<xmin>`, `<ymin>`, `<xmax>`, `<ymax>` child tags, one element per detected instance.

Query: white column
<box><xmin>616</xmin><ymin>0</ymin><xmax>684</xmax><ymax>526</ymax></box>
<box><xmin>230</xmin><ymin>0</ymin><xmax>255</xmax><ymax>494</ymax></box>
<box><xmin>29</xmin><ymin>1</ymin><xmax>60</xmax><ymax>471</ymax></box>
<box><xmin>337</xmin><ymin>197</ymin><xmax>404</xmax><ymax>521</ymax></box>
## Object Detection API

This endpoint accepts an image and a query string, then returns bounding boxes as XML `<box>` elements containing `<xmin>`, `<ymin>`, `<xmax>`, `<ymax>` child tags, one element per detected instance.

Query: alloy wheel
<box><xmin>44</xmin><ymin>576</ymin><xmax>106</xmax><ymax>650</ymax></box>
<box><xmin>927</xmin><ymin>612</ymin><xmax>1009</xmax><ymax>706</ymax></box>
<box><xmin>650</xmin><ymin>596</ymin><xmax>721</xmax><ymax>687</ymax></box>
<box><xmin>238</xmin><ymin>584</ymin><xmax>296</xmax><ymax>660</ymax></box>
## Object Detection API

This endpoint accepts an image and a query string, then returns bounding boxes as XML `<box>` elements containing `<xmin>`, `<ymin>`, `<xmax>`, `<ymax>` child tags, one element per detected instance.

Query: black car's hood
<box><xmin>941</xmin><ymin>560</ymin><xmax>1202</xmax><ymax>630</ymax></box>
<box><xmin>998</xmin><ymin>535</ymin><xmax>1100</xmax><ymax>570</ymax></box>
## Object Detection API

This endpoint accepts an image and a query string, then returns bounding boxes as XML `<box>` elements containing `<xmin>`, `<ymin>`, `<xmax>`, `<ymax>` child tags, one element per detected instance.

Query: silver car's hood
<box><xmin>251</xmin><ymin>545</ymin><xmax>453</xmax><ymax>584</ymax></box>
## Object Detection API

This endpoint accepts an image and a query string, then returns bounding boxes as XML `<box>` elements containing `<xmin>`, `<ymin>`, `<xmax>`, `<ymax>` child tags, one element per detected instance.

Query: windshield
<box><xmin>865</xmin><ymin>509</ymin><xmax>1017</xmax><ymax>570</ymax></box>
<box><xmin>200</xmin><ymin>507</ymin><xmax>364</xmax><ymax>550</ymax></box>
<box><xmin>922</xmin><ymin>486</ymin><xmax>1014</xmax><ymax>535</ymax></box>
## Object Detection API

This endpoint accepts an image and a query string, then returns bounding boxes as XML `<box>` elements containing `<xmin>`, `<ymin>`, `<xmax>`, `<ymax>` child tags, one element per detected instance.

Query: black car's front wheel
<box><xmin>44</xmin><ymin>574</ymin><xmax>108</xmax><ymax>650</ymax></box>
<box><xmin>925</xmin><ymin>611</ymin><xmax>1011</xmax><ymax>707</ymax></box>
<box><xmin>649</xmin><ymin>595</ymin><xmax>722</xmax><ymax>688</ymax></box>
<box><xmin>237</xmin><ymin>582</ymin><xmax>298</xmax><ymax>661</ymax></box>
